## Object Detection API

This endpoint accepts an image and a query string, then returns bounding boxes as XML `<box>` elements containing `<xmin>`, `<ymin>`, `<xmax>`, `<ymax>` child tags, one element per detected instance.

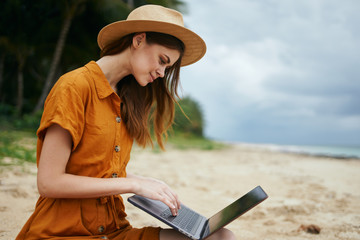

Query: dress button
<box><xmin>116</xmin><ymin>116</ymin><xmax>121</xmax><ymax>123</ymax></box>
<box><xmin>115</xmin><ymin>146</ymin><xmax>120</xmax><ymax>152</ymax></box>
<box><xmin>98</xmin><ymin>225</ymin><xmax>105</xmax><ymax>233</ymax></box>
<box><xmin>112</xmin><ymin>173</ymin><xmax>118</xmax><ymax>178</ymax></box>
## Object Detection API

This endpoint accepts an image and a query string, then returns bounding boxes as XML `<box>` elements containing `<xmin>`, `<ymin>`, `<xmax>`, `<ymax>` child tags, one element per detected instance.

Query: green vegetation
<box><xmin>0</xmin><ymin>0</ymin><xmax>186</xmax><ymax>115</ymax></box>
<box><xmin>0</xmin><ymin>130</ymin><xmax>37</xmax><ymax>165</ymax></box>
<box><xmin>0</xmin><ymin>1</ymin><xmax>225</xmax><ymax>165</ymax></box>
<box><xmin>0</xmin><ymin>107</ymin><xmax>39</xmax><ymax>165</ymax></box>
<box><xmin>168</xmin><ymin>96</ymin><xmax>227</xmax><ymax>150</ymax></box>
<box><xmin>0</xmin><ymin>96</ymin><xmax>225</xmax><ymax>164</ymax></box>
<box><xmin>173</xmin><ymin>96</ymin><xmax>204</xmax><ymax>136</ymax></box>
<box><xmin>167</xmin><ymin>132</ymin><xmax>226</xmax><ymax>150</ymax></box>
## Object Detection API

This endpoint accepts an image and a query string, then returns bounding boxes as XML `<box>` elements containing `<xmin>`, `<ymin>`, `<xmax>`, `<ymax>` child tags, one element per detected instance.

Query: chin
<box><xmin>133</xmin><ymin>77</ymin><xmax>148</xmax><ymax>87</ymax></box>
<box><xmin>139</xmin><ymin>81</ymin><xmax>150</xmax><ymax>87</ymax></box>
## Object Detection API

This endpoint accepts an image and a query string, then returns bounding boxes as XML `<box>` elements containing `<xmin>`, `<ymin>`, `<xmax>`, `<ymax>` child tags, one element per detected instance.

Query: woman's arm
<box><xmin>37</xmin><ymin>124</ymin><xmax>180</xmax><ymax>215</ymax></box>
<box><xmin>37</xmin><ymin>124</ymin><xmax>135</xmax><ymax>198</ymax></box>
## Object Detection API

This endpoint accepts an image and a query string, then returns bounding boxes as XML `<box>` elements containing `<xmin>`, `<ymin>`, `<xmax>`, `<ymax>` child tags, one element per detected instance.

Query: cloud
<box><xmin>181</xmin><ymin>0</ymin><xmax>360</xmax><ymax>145</ymax></box>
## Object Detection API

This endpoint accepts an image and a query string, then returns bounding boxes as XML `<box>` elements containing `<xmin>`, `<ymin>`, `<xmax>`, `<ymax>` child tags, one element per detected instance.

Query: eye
<box><xmin>159</xmin><ymin>57</ymin><xmax>166</xmax><ymax>65</ymax></box>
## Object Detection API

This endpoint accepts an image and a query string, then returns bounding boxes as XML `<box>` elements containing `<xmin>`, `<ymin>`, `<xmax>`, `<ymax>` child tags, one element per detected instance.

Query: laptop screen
<box><xmin>204</xmin><ymin>186</ymin><xmax>268</xmax><ymax>237</ymax></box>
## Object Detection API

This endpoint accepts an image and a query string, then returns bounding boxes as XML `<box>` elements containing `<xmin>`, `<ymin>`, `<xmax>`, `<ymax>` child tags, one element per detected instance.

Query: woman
<box><xmin>16</xmin><ymin>5</ymin><xmax>236</xmax><ymax>240</ymax></box>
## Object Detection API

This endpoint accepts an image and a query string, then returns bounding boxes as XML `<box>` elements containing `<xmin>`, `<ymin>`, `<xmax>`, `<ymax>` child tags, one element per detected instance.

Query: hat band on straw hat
<box><xmin>97</xmin><ymin>5</ymin><xmax>206</xmax><ymax>66</ymax></box>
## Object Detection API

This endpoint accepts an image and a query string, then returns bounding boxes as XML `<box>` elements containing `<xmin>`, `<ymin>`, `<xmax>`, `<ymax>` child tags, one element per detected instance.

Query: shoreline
<box><xmin>279</xmin><ymin>151</ymin><xmax>360</xmax><ymax>160</ymax></box>
<box><xmin>1</xmin><ymin>144</ymin><xmax>360</xmax><ymax>239</ymax></box>
<box><xmin>228</xmin><ymin>142</ymin><xmax>360</xmax><ymax>160</ymax></box>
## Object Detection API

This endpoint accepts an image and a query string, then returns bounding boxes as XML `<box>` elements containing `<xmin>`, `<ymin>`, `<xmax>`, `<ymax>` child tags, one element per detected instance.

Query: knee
<box><xmin>211</xmin><ymin>228</ymin><xmax>236</xmax><ymax>240</ymax></box>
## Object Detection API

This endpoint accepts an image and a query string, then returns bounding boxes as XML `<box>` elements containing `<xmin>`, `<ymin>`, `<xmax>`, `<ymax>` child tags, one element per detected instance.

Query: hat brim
<box><xmin>97</xmin><ymin>20</ymin><xmax>206</xmax><ymax>66</ymax></box>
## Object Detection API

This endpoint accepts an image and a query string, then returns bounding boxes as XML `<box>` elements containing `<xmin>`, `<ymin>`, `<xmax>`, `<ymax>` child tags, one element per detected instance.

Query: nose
<box><xmin>156</xmin><ymin>66</ymin><xmax>166</xmax><ymax>78</ymax></box>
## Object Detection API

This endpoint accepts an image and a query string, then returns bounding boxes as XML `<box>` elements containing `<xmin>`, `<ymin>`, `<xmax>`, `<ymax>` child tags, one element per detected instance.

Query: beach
<box><xmin>1</xmin><ymin>144</ymin><xmax>359</xmax><ymax>239</ymax></box>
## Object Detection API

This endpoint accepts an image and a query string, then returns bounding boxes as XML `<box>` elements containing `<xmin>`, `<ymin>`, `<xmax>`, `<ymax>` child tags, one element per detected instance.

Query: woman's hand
<box><xmin>127</xmin><ymin>174</ymin><xmax>181</xmax><ymax>216</ymax></box>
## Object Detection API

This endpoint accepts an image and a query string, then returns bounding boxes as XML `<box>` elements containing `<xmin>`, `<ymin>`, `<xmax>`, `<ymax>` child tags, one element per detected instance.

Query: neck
<box><xmin>96</xmin><ymin>49</ymin><xmax>132</xmax><ymax>91</ymax></box>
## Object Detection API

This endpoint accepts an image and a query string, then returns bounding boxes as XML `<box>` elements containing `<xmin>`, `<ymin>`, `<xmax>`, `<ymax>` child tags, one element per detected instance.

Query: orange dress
<box><xmin>16</xmin><ymin>61</ymin><xmax>160</xmax><ymax>240</ymax></box>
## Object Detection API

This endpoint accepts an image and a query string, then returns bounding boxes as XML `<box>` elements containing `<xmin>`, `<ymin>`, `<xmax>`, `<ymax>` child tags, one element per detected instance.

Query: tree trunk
<box><xmin>127</xmin><ymin>0</ymin><xmax>134</xmax><ymax>9</ymax></box>
<box><xmin>33</xmin><ymin>1</ymin><xmax>83</xmax><ymax>113</ymax></box>
<box><xmin>16</xmin><ymin>56</ymin><xmax>25</xmax><ymax>116</ymax></box>
<box><xmin>0</xmin><ymin>53</ymin><xmax>4</xmax><ymax>96</ymax></box>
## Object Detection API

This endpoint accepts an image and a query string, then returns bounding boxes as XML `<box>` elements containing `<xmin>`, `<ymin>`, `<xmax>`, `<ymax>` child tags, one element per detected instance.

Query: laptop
<box><xmin>128</xmin><ymin>185</ymin><xmax>268</xmax><ymax>240</ymax></box>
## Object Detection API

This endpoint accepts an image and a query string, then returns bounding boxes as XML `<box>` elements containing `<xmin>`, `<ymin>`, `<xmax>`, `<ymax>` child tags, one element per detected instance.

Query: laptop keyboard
<box><xmin>160</xmin><ymin>205</ymin><xmax>202</xmax><ymax>234</ymax></box>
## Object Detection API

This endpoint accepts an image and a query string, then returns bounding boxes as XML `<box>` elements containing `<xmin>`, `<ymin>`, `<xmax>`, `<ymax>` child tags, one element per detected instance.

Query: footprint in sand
<box><xmin>0</xmin><ymin>206</ymin><xmax>8</xmax><ymax>212</ymax></box>
<box><xmin>4</xmin><ymin>187</ymin><xmax>29</xmax><ymax>198</ymax></box>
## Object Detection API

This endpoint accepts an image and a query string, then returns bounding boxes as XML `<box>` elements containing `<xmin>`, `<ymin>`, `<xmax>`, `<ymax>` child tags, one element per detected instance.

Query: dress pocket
<box><xmin>114</xmin><ymin>195</ymin><xmax>128</xmax><ymax>219</ymax></box>
<box><xmin>80</xmin><ymin>198</ymin><xmax>106</xmax><ymax>235</ymax></box>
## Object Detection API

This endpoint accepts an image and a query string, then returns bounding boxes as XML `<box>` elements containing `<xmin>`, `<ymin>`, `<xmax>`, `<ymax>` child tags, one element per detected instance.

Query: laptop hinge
<box><xmin>199</xmin><ymin>220</ymin><xmax>210</xmax><ymax>239</ymax></box>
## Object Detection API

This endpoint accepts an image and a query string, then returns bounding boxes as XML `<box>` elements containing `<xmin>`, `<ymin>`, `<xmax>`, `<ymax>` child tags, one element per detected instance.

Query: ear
<box><xmin>132</xmin><ymin>33</ymin><xmax>146</xmax><ymax>49</ymax></box>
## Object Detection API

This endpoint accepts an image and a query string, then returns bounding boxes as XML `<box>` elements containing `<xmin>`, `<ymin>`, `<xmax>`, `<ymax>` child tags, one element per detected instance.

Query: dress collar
<box><xmin>86</xmin><ymin>61</ymin><xmax>115</xmax><ymax>99</ymax></box>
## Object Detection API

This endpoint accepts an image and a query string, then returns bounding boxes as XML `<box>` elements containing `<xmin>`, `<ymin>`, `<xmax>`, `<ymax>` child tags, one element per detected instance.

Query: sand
<box><xmin>1</xmin><ymin>144</ymin><xmax>360</xmax><ymax>239</ymax></box>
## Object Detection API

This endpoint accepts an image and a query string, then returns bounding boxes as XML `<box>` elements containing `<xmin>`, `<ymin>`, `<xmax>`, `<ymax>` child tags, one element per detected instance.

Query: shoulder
<box><xmin>49</xmin><ymin>63</ymin><xmax>97</xmax><ymax>102</ymax></box>
<box><xmin>58</xmin><ymin>65</ymin><xmax>93</xmax><ymax>95</ymax></box>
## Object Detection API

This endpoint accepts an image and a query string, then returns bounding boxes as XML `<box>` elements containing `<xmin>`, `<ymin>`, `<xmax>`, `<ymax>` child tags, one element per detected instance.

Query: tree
<box><xmin>33</xmin><ymin>0</ymin><xmax>186</xmax><ymax>113</ymax></box>
<box><xmin>33</xmin><ymin>0</ymin><xmax>87</xmax><ymax>113</ymax></box>
<box><xmin>1</xmin><ymin>1</ymin><xmax>36</xmax><ymax>115</ymax></box>
<box><xmin>174</xmin><ymin>96</ymin><xmax>204</xmax><ymax>137</ymax></box>
<box><xmin>0</xmin><ymin>0</ymin><xmax>187</xmax><ymax>118</ymax></box>
<box><xmin>0</xmin><ymin>1</ymin><xmax>61</xmax><ymax>114</ymax></box>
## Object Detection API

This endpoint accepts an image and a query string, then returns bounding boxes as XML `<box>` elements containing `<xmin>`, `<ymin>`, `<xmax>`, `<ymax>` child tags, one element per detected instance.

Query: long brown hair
<box><xmin>100</xmin><ymin>32</ymin><xmax>185</xmax><ymax>150</ymax></box>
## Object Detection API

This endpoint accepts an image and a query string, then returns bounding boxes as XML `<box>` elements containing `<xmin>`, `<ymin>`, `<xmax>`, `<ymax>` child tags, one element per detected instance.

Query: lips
<box><xmin>149</xmin><ymin>74</ymin><xmax>155</xmax><ymax>83</ymax></box>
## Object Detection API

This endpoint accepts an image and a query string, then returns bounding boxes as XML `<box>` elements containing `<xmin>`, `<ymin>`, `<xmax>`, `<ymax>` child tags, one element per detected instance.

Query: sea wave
<box><xmin>236</xmin><ymin>143</ymin><xmax>360</xmax><ymax>159</ymax></box>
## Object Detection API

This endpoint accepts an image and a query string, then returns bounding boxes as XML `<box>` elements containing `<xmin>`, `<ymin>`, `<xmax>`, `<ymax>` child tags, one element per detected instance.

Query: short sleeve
<box><xmin>37</xmin><ymin>75</ymin><xmax>87</xmax><ymax>151</ymax></box>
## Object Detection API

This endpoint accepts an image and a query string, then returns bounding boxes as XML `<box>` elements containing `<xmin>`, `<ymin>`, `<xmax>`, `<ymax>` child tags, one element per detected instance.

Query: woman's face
<box><xmin>130</xmin><ymin>33</ymin><xmax>180</xmax><ymax>86</ymax></box>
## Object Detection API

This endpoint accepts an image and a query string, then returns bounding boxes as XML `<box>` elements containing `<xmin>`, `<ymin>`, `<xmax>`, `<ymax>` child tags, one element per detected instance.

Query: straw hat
<box><xmin>97</xmin><ymin>5</ymin><xmax>206</xmax><ymax>66</ymax></box>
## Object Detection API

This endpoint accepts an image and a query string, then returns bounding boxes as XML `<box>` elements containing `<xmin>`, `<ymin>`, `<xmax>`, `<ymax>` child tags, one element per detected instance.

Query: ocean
<box><xmin>259</xmin><ymin>144</ymin><xmax>360</xmax><ymax>159</ymax></box>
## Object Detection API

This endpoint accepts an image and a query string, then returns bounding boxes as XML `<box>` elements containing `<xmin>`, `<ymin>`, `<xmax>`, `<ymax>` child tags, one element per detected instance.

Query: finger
<box><xmin>167</xmin><ymin>192</ymin><xmax>181</xmax><ymax>216</ymax></box>
<box><xmin>163</xmin><ymin>186</ymin><xmax>179</xmax><ymax>207</ymax></box>
<box><xmin>176</xmin><ymin>196</ymin><xmax>181</xmax><ymax>210</ymax></box>
<box><xmin>160</xmin><ymin>195</ymin><xmax>177</xmax><ymax>216</ymax></box>
<box><xmin>159</xmin><ymin>190</ymin><xmax>178</xmax><ymax>215</ymax></box>
<box><xmin>163</xmin><ymin>191</ymin><xmax>176</xmax><ymax>208</ymax></box>
<box><xmin>164</xmin><ymin>189</ymin><xmax>180</xmax><ymax>213</ymax></box>
<box><xmin>168</xmin><ymin>189</ymin><xmax>181</xmax><ymax>210</ymax></box>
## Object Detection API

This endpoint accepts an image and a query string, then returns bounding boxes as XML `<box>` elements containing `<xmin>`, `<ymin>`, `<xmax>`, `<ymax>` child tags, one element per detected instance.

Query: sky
<box><xmin>179</xmin><ymin>0</ymin><xmax>360</xmax><ymax>146</ymax></box>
